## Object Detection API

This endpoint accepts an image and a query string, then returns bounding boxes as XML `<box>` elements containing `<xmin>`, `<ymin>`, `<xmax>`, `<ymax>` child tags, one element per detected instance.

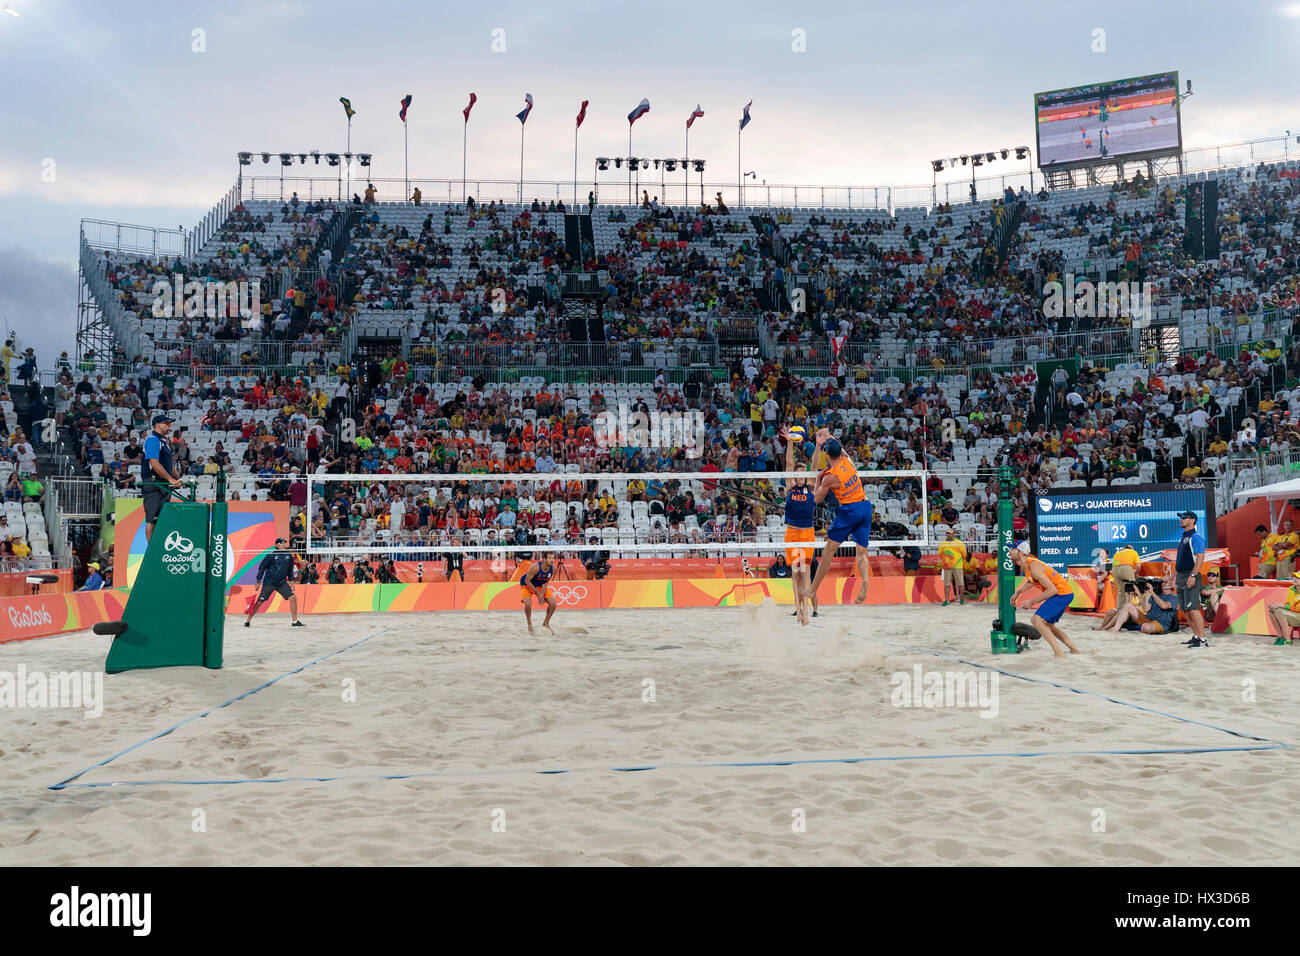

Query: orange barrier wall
<box><xmin>0</xmin><ymin>569</ymin><xmax>73</xmax><ymax>597</ymax></box>
<box><xmin>0</xmin><ymin>590</ymin><xmax>128</xmax><ymax>643</ymax></box>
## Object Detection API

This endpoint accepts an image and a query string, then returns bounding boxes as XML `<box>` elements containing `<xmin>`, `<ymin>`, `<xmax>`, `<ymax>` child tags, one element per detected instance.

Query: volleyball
<box><xmin>788</xmin><ymin>425</ymin><xmax>806</xmax><ymax>443</ymax></box>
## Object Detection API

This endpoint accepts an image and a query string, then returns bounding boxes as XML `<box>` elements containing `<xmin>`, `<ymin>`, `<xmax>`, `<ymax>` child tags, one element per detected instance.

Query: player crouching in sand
<box><xmin>1008</xmin><ymin>541</ymin><xmax>1083</xmax><ymax>658</ymax></box>
<box><xmin>520</xmin><ymin>553</ymin><xmax>559</xmax><ymax>635</ymax></box>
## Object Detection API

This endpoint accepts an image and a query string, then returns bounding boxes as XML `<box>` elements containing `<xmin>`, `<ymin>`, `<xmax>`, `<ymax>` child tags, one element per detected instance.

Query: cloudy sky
<box><xmin>2</xmin><ymin>0</ymin><xmax>1298</xmax><ymax>362</ymax></box>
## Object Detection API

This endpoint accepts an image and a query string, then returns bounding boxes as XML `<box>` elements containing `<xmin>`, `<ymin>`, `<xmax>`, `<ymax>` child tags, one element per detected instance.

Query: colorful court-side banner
<box><xmin>226</xmin><ymin>574</ymin><xmax>953</xmax><ymax>615</ymax></box>
<box><xmin>1</xmin><ymin>589</ymin><xmax>128</xmax><ymax>643</ymax></box>
<box><xmin>113</xmin><ymin>499</ymin><xmax>288</xmax><ymax>589</ymax></box>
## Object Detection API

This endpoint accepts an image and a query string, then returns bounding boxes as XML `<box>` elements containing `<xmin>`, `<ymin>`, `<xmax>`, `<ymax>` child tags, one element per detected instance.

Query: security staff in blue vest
<box><xmin>140</xmin><ymin>415</ymin><xmax>182</xmax><ymax>542</ymax></box>
<box><xmin>1175</xmin><ymin>510</ymin><xmax>1208</xmax><ymax>646</ymax></box>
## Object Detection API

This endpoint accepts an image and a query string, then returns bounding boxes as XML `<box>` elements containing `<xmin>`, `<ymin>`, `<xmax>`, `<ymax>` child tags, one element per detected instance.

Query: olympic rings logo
<box><xmin>167</xmin><ymin>563</ymin><xmax>189</xmax><ymax>575</ymax></box>
<box><xmin>552</xmin><ymin>585</ymin><xmax>588</xmax><ymax>606</ymax></box>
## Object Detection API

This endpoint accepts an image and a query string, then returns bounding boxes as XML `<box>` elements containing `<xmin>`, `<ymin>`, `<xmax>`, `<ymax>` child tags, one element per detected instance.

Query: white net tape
<box><xmin>304</xmin><ymin>470</ymin><xmax>932</xmax><ymax>558</ymax></box>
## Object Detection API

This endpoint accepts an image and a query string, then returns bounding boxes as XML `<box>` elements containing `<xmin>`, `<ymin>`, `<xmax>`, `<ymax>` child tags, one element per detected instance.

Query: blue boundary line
<box><xmin>49</xmin><ymin>627</ymin><xmax>1290</xmax><ymax>791</ymax></box>
<box><xmin>49</xmin><ymin>627</ymin><xmax>392</xmax><ymax>790</ymax></box>
<box><xmin>881</xmin><ymin>641</ymin><xmax>1286</xmax><ymax>745</ymax></box>
<box><xmin>49</xmin><ymin>743</ymin><xmax>1288</xmax><ymax>789</ymax></box>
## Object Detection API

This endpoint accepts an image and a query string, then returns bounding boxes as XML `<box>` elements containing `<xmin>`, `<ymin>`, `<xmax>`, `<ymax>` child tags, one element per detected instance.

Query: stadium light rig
<box><xmin>596</xmin><ymin>157</ymin><xmax>610</xmax><ymax>170</ymax></box>
<box><xmin>238</xmin><ymin>152</ymin><xmax>253</xmax><ymax>166</ymax></box>
<box><xmin>358</xmin><ymin>154</ymin><xmax>372</xmax><ymax>167</ymax></box>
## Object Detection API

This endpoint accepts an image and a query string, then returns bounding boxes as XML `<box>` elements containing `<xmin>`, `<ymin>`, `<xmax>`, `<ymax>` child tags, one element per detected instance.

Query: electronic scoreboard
<box><xmin>1030</xmin><ymin>483</ymin><xmax>1215</xmax><ymax>572</ymax></box>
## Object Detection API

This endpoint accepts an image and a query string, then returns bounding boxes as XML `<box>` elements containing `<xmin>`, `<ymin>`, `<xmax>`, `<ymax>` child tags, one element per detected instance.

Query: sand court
<box><xmin>1</xmin><ymin>602</ymin><xmax>1295</xmax><ymax>866</ymax></box>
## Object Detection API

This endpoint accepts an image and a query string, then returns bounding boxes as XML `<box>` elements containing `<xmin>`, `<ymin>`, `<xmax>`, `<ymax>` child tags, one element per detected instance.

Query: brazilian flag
<box><xmin>340</xmin><ymin>96</ymin><xmax>355</xmax><ymax>119</ymax></box>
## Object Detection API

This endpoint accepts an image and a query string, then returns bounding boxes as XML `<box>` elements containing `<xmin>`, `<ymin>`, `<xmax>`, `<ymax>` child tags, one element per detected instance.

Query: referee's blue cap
<box><xmin>824</xmin><ymin>438</ymin><xmax>843</xmax><ymax>457</ymax></box>
<box><xmin>151</xmin><ymin>414</ymin><xmax>174</xmax><ymax>426</ymax></box>
<box><xmin>1177</xmin><ymin>510</ymin><xmax>1197</xmax><ymax>520</ymax></box>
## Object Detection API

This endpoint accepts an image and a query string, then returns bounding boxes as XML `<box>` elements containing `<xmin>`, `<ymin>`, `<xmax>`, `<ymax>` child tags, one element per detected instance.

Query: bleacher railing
<box><xmin>184</xmin><ymin>179</ymin><xmax>241</xmax><ymax>257</ymax></box>
<box><xmin>239</xmin><ymin>132</ymin><xmax>1299</xmax><ymax>213</ymax></box>
<box><xmin>81</xmin><ymin>219</ymin><xmax>185</xmax><ymax>260</ymax></box>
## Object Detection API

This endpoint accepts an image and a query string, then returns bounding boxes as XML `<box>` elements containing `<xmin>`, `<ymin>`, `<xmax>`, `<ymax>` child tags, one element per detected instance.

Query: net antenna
<box><xmin>304</xmin><ymin>469</ymin><xmax>932</xmax><ymax>559</ymax></box>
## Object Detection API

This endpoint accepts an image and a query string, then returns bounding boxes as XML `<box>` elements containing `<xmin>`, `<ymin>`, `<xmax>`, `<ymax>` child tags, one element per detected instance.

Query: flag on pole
<box><xmin>687</xmin><ymin>104</ymin><xmax>704</xmax><ymax>129</ymax></box>
<box><xmin>463</xmin><ymin>92</ymin><xmax>477</xmax><ymax>123</ymax></box>
<box><xmin>399</xmin><ymin>94</ymin><xmax>412</xmax><ymax>123</ymax></box>
<box><xmin>516</xmin><ymin>93</ymin><xmax>534</xmax><ymax>125</ymax></box>
<box><xmin>627</xmin><ymin>98</ymin><xmax>650</xmax><ymax>126</ymax></box>
<box><xmin>739</xmin><ymin>99</ymin><xmax>752</xmax><ymax>131</ymax></box>
<box><xmin>576</xmin><ymin>99</ymin><xmax>589</xmax><ymax>128</ymax></box>
<box><xmin>340</xmin><ymin>97</ymin><xmax>355</xmax><ymax>120</ymax></box>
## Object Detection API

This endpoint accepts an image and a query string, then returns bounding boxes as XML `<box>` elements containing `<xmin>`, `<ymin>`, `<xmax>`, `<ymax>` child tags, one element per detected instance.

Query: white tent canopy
<box><xmin>1233</xmin><ymin>476</ymin><xmax>1300</xmax><ymax>530</ymax></box>
<box><xmin>1233</xmin><ymin>477</ymin><xmax>1300</xmax><ymax>503</ymax></box>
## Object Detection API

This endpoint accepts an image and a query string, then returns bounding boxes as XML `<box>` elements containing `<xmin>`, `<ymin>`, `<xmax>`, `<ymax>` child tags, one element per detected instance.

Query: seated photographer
<box><xmin>1095</xmin><ymin>579</ymin><xmax>1178</xmax><ymax>634</ymax></box>
<box><xmin>582</xmin><ymin>538</ymin><xmax>611</xmax><ymax>580</ymax></box>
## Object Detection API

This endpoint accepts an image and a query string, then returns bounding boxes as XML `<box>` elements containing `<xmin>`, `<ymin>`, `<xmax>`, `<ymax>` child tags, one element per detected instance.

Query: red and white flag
<box><xmin>687</xmin><ymin>104</ymin><xmax>704</xmax><ymax>129</ymax></box>
<box><xmin>463</xmin><ymin>92</ymin><xmax>477</xmax><ymax>123</ymax></box>
<box><xmin>576</xmin><ymin>99</ymin><xmax>589</xmax><ymax>128</ymax></box>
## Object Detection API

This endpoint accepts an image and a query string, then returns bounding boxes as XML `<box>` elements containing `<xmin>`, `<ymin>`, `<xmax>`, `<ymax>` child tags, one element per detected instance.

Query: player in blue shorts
<box><xmin>1009</xmin><ymin>542</ymin><xmax>1083</xmax><ymax>658</ymax></box>
<box><xmin>803</xmin><ymin>430</ymin><xmax>873</xmax><ymax>604</ymax></box>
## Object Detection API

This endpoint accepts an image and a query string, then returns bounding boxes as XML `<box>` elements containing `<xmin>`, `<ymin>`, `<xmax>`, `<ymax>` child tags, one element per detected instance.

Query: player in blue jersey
<box><xmin>781</xmin><ymin>425</ymin><xmax>817</xmax><ymax>625</ymax></box>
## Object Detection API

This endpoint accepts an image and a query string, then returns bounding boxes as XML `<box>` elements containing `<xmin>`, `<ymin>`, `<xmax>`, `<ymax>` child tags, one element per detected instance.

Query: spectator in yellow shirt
<box><xmin>1266</xmin><ymin>571</ymin><xmax>1300</xmax><ymax>644</ymax></box>
<box><xmin>1257</xmin><ymin>524</ymin><xmax>1276</xmax><ymax>578</ymax></box>
<box><xmin>1274</xmin><ymin>518</ymin><xmax>1299</xmax><ymax>579</ymax></box>
<box><xmin>1112</xmin><ymin>544</ymin><xmax>1140</xmax><ymax>608</ymax></box>
<box><xmin>936</xmin><ymin>529</ymin><xmax>967</xmax><ymax>606</ymax></box>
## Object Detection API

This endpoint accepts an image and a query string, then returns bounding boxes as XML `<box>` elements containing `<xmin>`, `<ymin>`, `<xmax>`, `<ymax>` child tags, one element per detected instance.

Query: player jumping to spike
<box><xmin>781</xmin><ymin>425</ymin><xmax>817</xmax><ymax>625</ymax></box>
<box><xmin>802</xmin><ymin>429</ymin><xmax>873</xmax><ymax>605</ymax></box>
<box><xmin>520</xmin><ymin>553</ymin><xmax>558</xmax><ymax>635</ymax></box>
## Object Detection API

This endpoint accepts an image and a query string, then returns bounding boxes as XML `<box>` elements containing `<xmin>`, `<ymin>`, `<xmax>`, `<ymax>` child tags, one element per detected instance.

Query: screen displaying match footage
<box><xmin>1035</xmin><ymin>71</ymin><xmax>1182</xmax><ymax>170</ymax></box>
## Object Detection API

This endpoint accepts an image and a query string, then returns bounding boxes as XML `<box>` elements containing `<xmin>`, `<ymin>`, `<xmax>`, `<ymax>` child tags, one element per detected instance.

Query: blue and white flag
<box><xmin>739</xmin><ymin>99</ymin><xmax>752</xmax><ymax>131</ymax></box>
<box><xmin>628</xmin><ymin>97</ymin><xmax>650</xmax><ymax>126</ymax></box>
<box><xmin>516</xmin><ymin>93</ymin><xmax>534</xmax><ymax>125</ymax></box>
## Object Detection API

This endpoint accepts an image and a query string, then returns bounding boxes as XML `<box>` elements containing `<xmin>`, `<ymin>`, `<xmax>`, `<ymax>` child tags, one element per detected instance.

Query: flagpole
<box><xmin>573</xmin><ymin>125</ymin><xmax>578</xmax><ymax>209</ymax></box>
<box><xmin>628</xmin><ymin>126</ymin><xmax>633</xmax><ymax>204</ymax></box>
<box><xmin>519</xmin><ymin>123</ymin><xmax>525</xmax><ymax>205</ymax></box>
<box><xmin>738</xmin><ymin>125</ymin><xmax>742</xmax><ymax>209</ymax></box>
<box><xmin>685</xmin><ymin>125</ymin><xmax>689</xmax><ymax>210</ymax></box>
<box><xmin>462</xmin><ymin>121</ymin><xmax>467</xmax><ymax>204</ymax></box>
<box><xmin>346</xmin><ymin>116</ymin><xmax>352</xmax><ymax>201</ymax></box>
<box><xmin>404</xmin><ymin>121</ymin><xmax>409</xmax><ymax>202</ymax></box>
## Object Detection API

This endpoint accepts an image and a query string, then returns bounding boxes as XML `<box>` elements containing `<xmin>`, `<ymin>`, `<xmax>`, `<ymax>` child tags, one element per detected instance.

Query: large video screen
<box><xmin>1030</xmin><ymin>482</ymin><xmax>1214</xmax><ymax>573</ymax></box>
<box><xmin>1035</xmin><ymin>71</ymin><xmax>1182</xmax><ymax>170</ymax></box>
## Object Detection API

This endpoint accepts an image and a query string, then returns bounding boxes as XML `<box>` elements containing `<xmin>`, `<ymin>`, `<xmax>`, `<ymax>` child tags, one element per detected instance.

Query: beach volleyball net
<box><xmin>303</xmin><ymin>469</ymin><xmax>932</xmax><ymax>564</ymax></box>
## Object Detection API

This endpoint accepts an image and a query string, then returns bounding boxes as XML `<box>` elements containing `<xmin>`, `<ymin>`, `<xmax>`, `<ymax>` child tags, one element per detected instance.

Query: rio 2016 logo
<box><xmin>210</xmin><ymin>534</ymin><xmax>225</xmax><ymax>578</ymax></box>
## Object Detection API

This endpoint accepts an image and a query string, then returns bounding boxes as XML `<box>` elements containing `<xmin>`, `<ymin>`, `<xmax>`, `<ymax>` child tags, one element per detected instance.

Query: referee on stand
<box><xmin>245</xmin><ymin>537</ymin><xmax>306</xmax><ymax>628</ymax></box>
<box><xmin>141</xmin><ymin>414</ymin><xmax>182</xmax><ymax>542</ymax></box>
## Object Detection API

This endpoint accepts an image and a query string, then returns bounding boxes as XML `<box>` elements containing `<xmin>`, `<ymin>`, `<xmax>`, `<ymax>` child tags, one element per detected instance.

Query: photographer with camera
<box><xmin>582</xmin><ymin>536</ymin><xmax>611</xmax><ymax>580</ymax></box>
<box><xmin>1095</xmin><ymin>577</ymin><xmax>1178</xmax><ymax>634</ymax></box>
